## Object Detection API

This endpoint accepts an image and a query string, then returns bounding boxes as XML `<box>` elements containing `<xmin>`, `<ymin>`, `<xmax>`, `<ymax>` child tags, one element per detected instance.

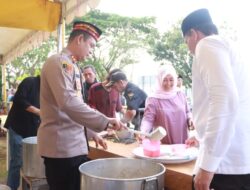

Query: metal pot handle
<box><xmin>141</xmin><ymin>177</ymin><xmax>159</xmax><ymax>190</ymax></box>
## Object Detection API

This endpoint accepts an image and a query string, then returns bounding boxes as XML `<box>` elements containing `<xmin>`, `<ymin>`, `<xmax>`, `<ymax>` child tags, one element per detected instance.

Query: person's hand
<box><xmin>92</xmin><ymin>134</ymin><xmax>107</xmax><ymax>150</ymax></box>
<box><xmin>185</xmin><ymin>136</ymin><xmax>199</xmax><ymax>148</ymax></box>
<box><xmin>137</xmin><ymin>134</ymin><xmax>146</xmax><ymax>144</ymax></box>
<box><xmin>108</xmin><ymin>118</ymin><xmax>126</xmax><ymax>131</ymax></box>
<box><xmin>194</xmin><ymin>168</ymin><xmax>214</xmax><ymax>190</ymax></box>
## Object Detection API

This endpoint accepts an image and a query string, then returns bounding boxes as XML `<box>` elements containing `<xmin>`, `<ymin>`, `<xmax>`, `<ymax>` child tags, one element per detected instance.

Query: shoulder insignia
<box><xmin>61</xmin><ymin>61</ymin><xmax>73</xmax><ymax>74</ymax></box>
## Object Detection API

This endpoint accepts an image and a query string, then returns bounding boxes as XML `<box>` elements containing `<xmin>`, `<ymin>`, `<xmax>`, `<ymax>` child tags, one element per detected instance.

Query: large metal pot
<box><xmin>22</xmin><ymin>136</ymin><xmax>45</xmax><ymax>178</ymax></box>
<box><xmin>79</xmin><ymin>158</ymin><xmax>166</xmax><ymax>190</ymax></box>
<box><xmin>0</xmin><ymin>184</ymin><xmax>11</xmax><ymax>190</ymax></box>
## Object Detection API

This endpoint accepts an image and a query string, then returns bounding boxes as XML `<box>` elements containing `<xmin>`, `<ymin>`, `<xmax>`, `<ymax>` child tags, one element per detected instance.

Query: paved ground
<box><xmin>0</xmin><ymin>137</ymin><xmax>7</xmax><ymax>184</ymax></box>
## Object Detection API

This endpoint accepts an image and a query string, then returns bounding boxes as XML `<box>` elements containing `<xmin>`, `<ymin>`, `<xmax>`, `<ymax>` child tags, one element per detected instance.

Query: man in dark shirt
<box><xmin>4</xmin><ymin>76</ymin><xmax>40</xmax><ymax>190</ymax></box>
<box><xmin>81</xmin><ymin>65</ymin><xmax>98</xmax><ymax>104</ymax></box>
<box><xmin>106</xmin><ymin>71</ymin><xmax>147</xmax><ymax>130</ymax></box>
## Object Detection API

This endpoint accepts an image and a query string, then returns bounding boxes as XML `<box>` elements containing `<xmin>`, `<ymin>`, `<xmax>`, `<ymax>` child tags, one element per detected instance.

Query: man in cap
<box><xmin>88</xmin><ymin>68</ymin><xmax>124</xmax><ymax>118</ymax></box>
<box><xmin>37</xmin><ymin>21</ymin><xmax>124</xmax><ymax>190</ymax></box>
<box><xmin>106</xmin><ymin>71</ymin><xmax>147</xmax><ymax>130</ymax></box>
<box><xmin>182</xmin><ymin>8</ymin><xmax>250</xmax><ymax>190</ymax></box>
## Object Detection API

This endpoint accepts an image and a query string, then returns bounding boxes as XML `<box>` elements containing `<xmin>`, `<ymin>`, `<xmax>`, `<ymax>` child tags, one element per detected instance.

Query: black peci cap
<box><xmin>181</xmin><ymin>8</ymin><xmax>213</xmax><ymax>36</ymax></box>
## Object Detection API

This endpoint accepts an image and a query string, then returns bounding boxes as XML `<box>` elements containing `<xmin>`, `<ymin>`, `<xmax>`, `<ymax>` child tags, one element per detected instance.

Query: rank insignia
<box><xmin>61</xmin><ymin>61</ymin><xmax>73</xmax><ymax>73</ymax></box>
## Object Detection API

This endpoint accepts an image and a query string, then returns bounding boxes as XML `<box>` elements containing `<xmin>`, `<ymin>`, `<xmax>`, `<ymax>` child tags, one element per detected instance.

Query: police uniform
<box><xmin>37</xmin><ymin>48</ymin><xmax>109</xmax><ymax>158</ymax></box>
<box><xmin>124</xmin><ymin>82</ymin><xmax>147</xmax><ymax>130</ymax></box>
<box><xmin>37</xmin><ymin>21</ymin><xmax>106</xmax><ymax>190</ymax></box>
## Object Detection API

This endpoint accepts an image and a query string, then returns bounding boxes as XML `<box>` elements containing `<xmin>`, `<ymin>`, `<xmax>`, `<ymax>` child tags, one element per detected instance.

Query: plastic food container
<box><xmin>142</xmin><ymin>139</ymin><xmax>161</xmax><ymax>157</ymax></box>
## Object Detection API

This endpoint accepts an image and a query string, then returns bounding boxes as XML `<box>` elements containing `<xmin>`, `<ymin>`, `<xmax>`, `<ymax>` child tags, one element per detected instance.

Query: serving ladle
<box><xmin>127</xmin><ymin>126</ymin><xmax>167</xmax><ymax>141</ymax></box>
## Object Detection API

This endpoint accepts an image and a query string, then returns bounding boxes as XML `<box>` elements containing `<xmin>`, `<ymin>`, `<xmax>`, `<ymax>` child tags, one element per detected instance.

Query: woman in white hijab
<box><xmin>140</xmin><ymin>64</ymin><xmax>192</xmax><ymax>144</ymax></box>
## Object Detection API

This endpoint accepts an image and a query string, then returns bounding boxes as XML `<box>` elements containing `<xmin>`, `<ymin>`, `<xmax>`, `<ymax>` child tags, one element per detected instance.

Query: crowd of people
<box><xmin>2</xmin><ymin>7</ymin><xmax>250</xmax><ymax>190</ymax></box>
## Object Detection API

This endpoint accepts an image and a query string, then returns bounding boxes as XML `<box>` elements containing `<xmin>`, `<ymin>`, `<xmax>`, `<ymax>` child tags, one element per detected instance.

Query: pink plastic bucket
<box><xmin>142</xmin><ymin>139</ymin><xmax>161</xmax><ymax>157</ymax></box>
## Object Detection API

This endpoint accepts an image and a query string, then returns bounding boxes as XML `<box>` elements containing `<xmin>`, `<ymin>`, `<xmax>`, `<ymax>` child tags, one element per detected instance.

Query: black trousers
<box><xmin>43</xmin><ymin>155</ymin><xmax>89</xmax><ymax>190</ymax></box>
<box><xmin>192</xmin><ymin>174</ymin><xmax>250</xmax><ymax>190</ymax></box>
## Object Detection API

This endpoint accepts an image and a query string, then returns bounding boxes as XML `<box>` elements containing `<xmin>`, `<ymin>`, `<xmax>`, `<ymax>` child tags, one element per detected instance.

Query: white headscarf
<box><xmin>150</xmin><ymin>64</ymin><xmax>180</xmax><ymax>99</ymax></box>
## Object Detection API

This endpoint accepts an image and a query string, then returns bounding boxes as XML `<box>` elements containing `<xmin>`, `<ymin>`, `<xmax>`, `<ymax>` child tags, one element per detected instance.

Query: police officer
<box><xmin>106</xmin><ymin>71</ymin><xmax>147</xmax><ymax>130</ymax></box>
<box><xmin>37</xmin><ymin>21</ymin><xmax>124</xmax><ymax>190</ymax></box>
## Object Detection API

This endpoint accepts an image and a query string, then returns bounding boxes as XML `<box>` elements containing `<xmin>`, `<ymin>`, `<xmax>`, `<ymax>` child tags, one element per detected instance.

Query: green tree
<box><xmin>5</xmin><ymin>11</ymin><xmax>158</xmax><ymax>87</ymax></box>
<box><xmin>6</xmin><ymin>37</ymin><xmax>56</xmax><ymax>88</ymax></box>
<box><xmin>70</xmin><ymin>10</ymin><xmax>159</xmax><ymax>80</ymax></box>
<box><xmin>149</xmin><ymin>21</ymin><xmax>237</xmax><ymax>88</ymax></box>
<box><xmin>149</xmin><ymin>21</ymin><xmax>192</xmax><ymax>88</ymax></box>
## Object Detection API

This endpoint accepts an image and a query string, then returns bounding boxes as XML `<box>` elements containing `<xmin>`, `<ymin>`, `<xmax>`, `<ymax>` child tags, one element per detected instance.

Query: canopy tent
<box><xmin>0</xmin><ymin>0</ymin><xmax>101</xmax><ymax>101</ymax></box>
<box><xmin>0</xmin><ymin>0</ymin><xmax>61</xmax><ymax>31</ymax></box>
<box><xmin>0</xmin><ymin>0</ymin><xmax>100</xmax><ymax>64</ymax></box>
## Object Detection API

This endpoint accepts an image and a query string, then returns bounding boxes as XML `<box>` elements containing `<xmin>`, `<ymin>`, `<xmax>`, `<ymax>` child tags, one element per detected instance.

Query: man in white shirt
<box><xmin>182</xmin><ymin>8</ymin><xmax>250</xmax><ymax>190</ymax></box>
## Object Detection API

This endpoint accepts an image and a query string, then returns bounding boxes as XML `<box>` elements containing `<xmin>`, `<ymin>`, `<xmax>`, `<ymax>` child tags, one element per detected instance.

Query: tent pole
<box><xmin>1</xmin><ymin>63</ymin><xmax>7</xmax><ymax>106</ymax></box>
<box><xmin>57</xmin><ymin>2</ymin><xmax>66</xmax><ymax>53</ymax></box>
<box><xmin>57</xmin><ymin>18</ymin><xmax>66</xmax><ymax>53</ymax></box>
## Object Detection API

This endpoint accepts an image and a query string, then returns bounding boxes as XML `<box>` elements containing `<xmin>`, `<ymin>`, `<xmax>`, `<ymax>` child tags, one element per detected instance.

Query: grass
<box><xmin>0</xmin><ymin>137</ymin><xmax>7</xmax><ymax>184</ymax></box>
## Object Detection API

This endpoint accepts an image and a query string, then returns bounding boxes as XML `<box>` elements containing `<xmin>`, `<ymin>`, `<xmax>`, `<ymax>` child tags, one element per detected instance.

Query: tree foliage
<box><xmin>148</xmin><ymin>21</ymin><xmax>193</xmax><ymax>87</ymax></box>
<box><xmin>71</xmin><ymin>10</ymin><xmax>159</xmax><ymax>80</ymax></box>
<box><xmin>6</xmin><ymin>37</ymin><xmax>56</xmax><ymax>88</ymax></box>
<box><xmin>4</xmin><ymin>10</ymin><xmax>236</xmax><ymax>90</ymax></box>
<box><xmin>5</xmin><ymin>10</ymin><xmax>158</xmax><ymax>88</ymax></box>
<box><xmin>148</xmin><ymin>21</ymin><xmax>237</xmax><ymax>88</ymax></box>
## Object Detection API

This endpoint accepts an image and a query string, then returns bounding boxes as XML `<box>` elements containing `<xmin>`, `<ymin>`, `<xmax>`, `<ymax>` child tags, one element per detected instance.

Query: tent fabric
<box><xmin>0</xmin><ymin>0</ymin><xmax>61</xmax><ymax>31</ymax></box>
<box><xmin>0</xmin><ymin>0</ymin><xmax>101</xmax><ymax>64</ymax></box>
<box><xmin>2</xmin><ymin>30</ymin><xmax>51</xmax><ymax>64</ymax></box>
<box><xmin>64</xmin><ymin>0</ymin><xmax>100</xmax><ymax>23</ymax></box>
